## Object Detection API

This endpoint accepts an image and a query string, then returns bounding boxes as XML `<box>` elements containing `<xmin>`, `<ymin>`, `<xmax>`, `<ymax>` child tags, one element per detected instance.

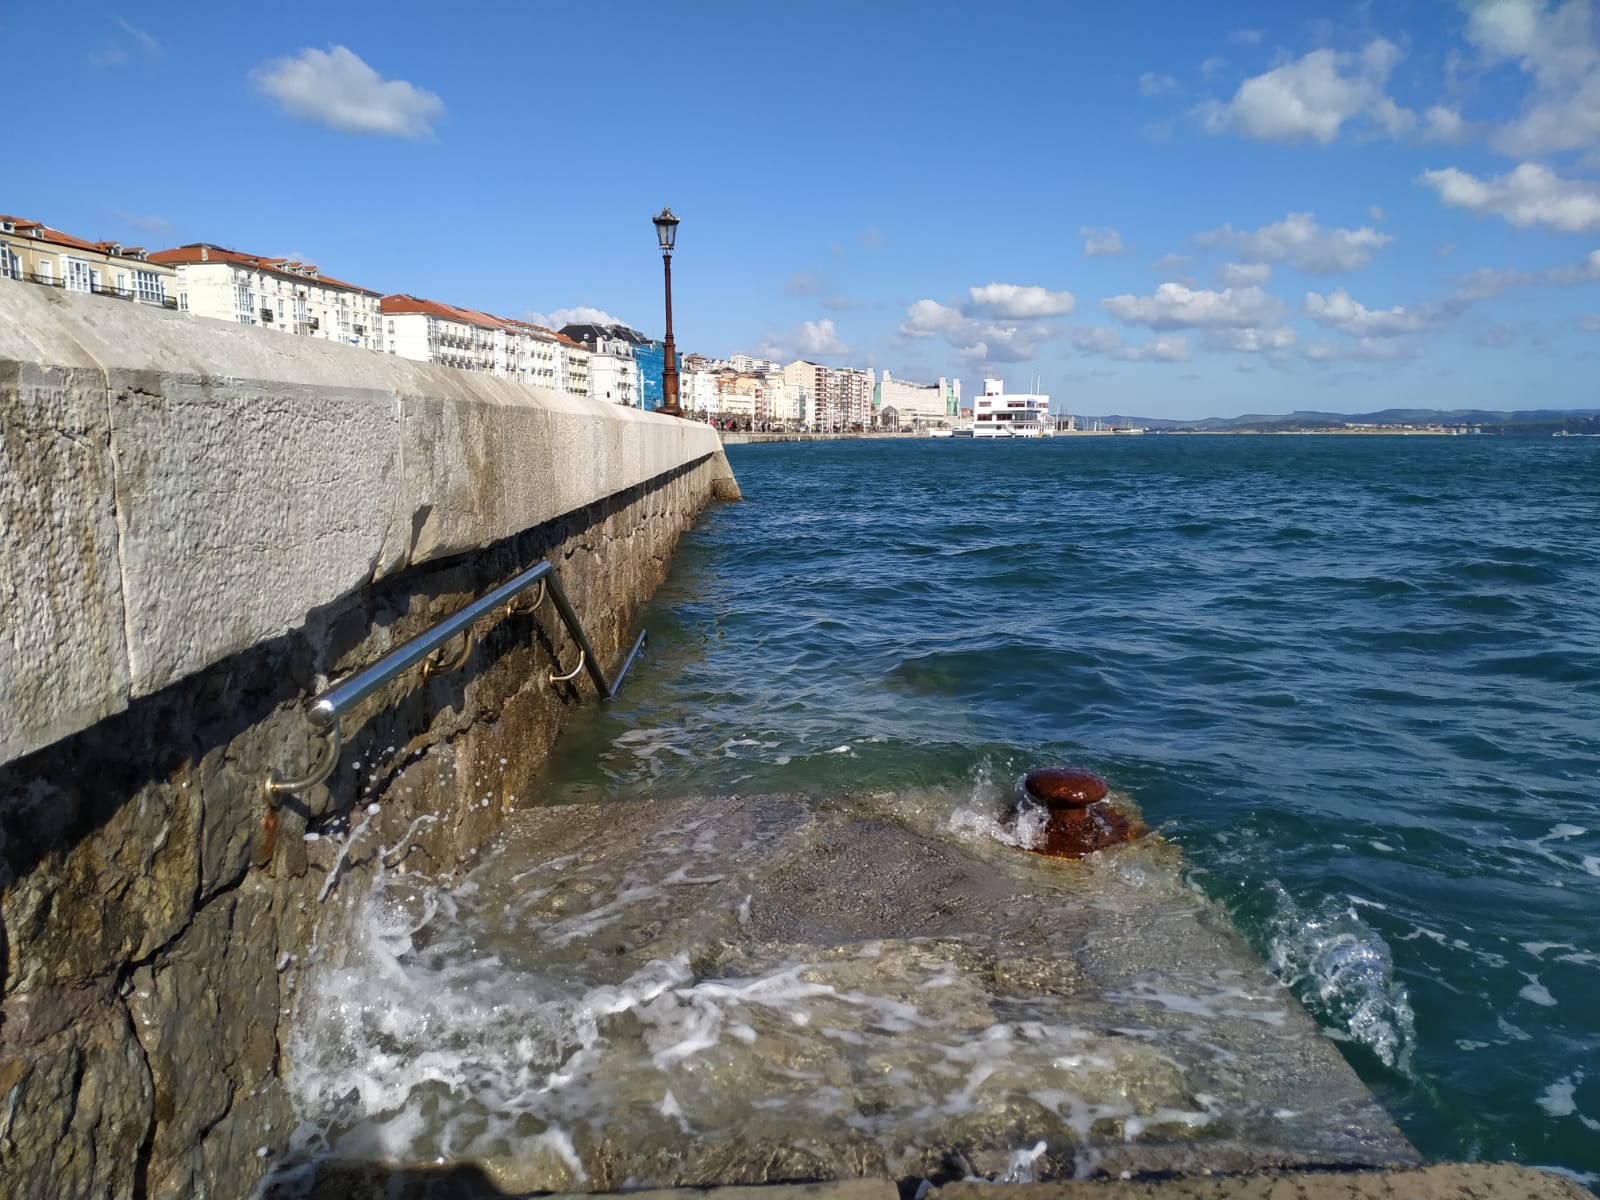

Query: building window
<box><xmin>65</xmin><ymin>258</ymin><xmax>94</xmax><ymax>293</ymax></box>
<box><xmin>0</xmin><ymin>243</ymin><xmax>19</xmax><ymax>279</ymax></box>
<box><xmin>134</xmin><ymin>270</ymin><xmax>165</xmax><ymax>303</ymax></box>
<box><xmin>179</xmin><ymin>292</ymin><xmax>189</xmax><ymax>311</ymax></box>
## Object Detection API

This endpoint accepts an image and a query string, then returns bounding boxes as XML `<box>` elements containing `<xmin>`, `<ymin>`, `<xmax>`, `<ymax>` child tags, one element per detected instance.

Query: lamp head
<box><xmin>653</xmin><ymin>206</ymin><xmax>680</xmax><ymax>252</ymax></box>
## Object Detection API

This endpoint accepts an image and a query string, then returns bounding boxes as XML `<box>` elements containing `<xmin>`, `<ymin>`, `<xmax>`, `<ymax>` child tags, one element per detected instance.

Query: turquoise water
<box><xmin>540</xmin><ymin>434</ymin><xmax>1600</xmax><ymax>1184</ymax></box>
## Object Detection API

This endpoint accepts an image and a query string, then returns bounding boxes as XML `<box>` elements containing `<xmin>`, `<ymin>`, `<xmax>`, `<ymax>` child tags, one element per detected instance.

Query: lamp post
<box><xmin>653</xmin><ymin>206</ymin><xmax>683</xmax><ymax>417</ymax></box>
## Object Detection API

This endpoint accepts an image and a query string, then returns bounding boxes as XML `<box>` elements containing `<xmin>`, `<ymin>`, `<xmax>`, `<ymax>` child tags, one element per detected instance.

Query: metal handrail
<box><xmin>265</xmin><ymin>559</ymin><xmax>647</xmax><ymax>802</ymax></box>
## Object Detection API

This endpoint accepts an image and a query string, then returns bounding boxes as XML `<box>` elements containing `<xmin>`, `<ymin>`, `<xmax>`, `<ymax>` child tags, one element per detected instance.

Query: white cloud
<box><xmin>857</xmin><ymin>225</ymin><xmax>886</xmax><ymax>248</ymax></box>
<box><xmin>1101</xmin><ymin>282</ymin><xmax>1286</xmax><ymax>329</ymax></box>
<box><xmin>1418</xmin><ymin>163</ymin><xmax>1600</xmax><ymax>233</ymax></box>
<box><xmin>1205</xmin><ymin>326</ymin><xmax>1299</xmax><ymax>355</ymax></box>
<box><xmin>117</xmin><ymin>18</ymin><xmax>160</xmax><ymax>55</ymax></box>
<box><xmin>1114</xmin><ymin>334</ymin><xmax>1191</xmax><ymax>362</ymax></box>
<box><xmin>1230</xmin><ymin>28</ymin><xmax>1265</xmax><ymax>45</ymax></box>
<box><xmin>1448</xmin><ymin>248</ymin><xmax>1600</xmax><ymax>299</ymax></box>
<box><xmin>1370</xmin><ymin>96</ymin><xmax>1418</xmax><ymax>137</ymax></box>
<box><xmin>1139</xmin><ymin>72</ymin><xmax>1179</xmax><ymax>96</ymax></box>
<box><xmin>251</xmin><ymin>46</ymin><xmax>444</xmax><ymax>139</ymax></box>
<box><xmin>899</xmin><ymin>299</ymin><xmax>967</xmax><ymax>339</ymax></box>
<box><xmin>1422</xmin><ymin>105</ymin><xmax>1469</xmax><ymax>142</ymax></box>
<box><xmin>91</xmin><ymin>17</ymin><xmax>160</xmax><ymax>66</ymax></box>
<box><xmin>1301</xmin><ymin>338</ymin><xmax>1424</xmax><ymax>363</ymax></box>
<box><xmin>1304</xmin><ymin>288</ymin><xmax>1445</xmax><ymax>336</ymax></box>
<box><xmin>1217</xmin><ymin>261</ymin><xmax>1273</xmax><ymax>285</ymax></box>
<box><xmin>1368</xmin><ymin>204</ymin><xmax>1387</xmax><ymax>222</ymax></box>
<box><xmin>1151</xmin><ymin>252</ymin><xmax>1194</xmax><ymax>273</ymax></box>
<box><xmin>1465</xmin><ymin>0</ymin><xmax>1600</xmax><ymax>157</ymax></box>
<box><xmin>1201</xmin><ymin>55</ymin><xmax>1229</xmax><ymax>80</ymax></box>
<box><xmin>1199</xmin><ymin>39</ymin><xmax>1405</xmax><ymax>144</ymax></box>
<box><xmin>900</xmin><ymin>284</ymin><xmax>1071</xmax><ymax>363</ymax></box>
<box><xmin>967</xmin><ymin>282</ymin><xmax>1077</xmax><ymax>317</ymax></box>
<box><xmin>1199</xmin><ymin>211</ymin><xmax>1394</xmax><ymax>274</ymax></box>
<box><xmin>1079</xmin><ymin>226</ymin><xmax>1131</xmax><ymax>257</ymax></box>
<box><xmin>1071</xmin><ymin>326</ymin><xmax>1126</xmax><ymax>353</ymax></box>
<box><xmin>1579</xmin><ymin>312</ymin><xmax>1600</xmax><ymax>331</ymax></box>
<box><xmin>526</xmin><ymin>306</ymin><xmax>629</xmax><ymax>330</ymax></box>
<box><xmin>798</xmin><ymin>318</ymin><xmax>848</xmax><ymax>356</ymax></box>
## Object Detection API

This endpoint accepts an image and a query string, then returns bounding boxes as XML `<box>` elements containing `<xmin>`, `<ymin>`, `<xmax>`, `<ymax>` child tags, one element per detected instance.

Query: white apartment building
<box><xmin>149</xmin><ymin>244</ymin><xmax>382</xmax><ymax>350</ymax></box>
<box><xmin>878</xmin><ymin>371</ymin><xmax>960</xmax><ymax>430</ymax></box>
<box><xmin>582</xmin><ymin>329</ymin><xmax>640</xmax><ymax>406</ymax></box>
<box><xmin>682</xmin><ymin>367</ymin><xmax>720</xmax><ymax>418</ymax></box>
<box><xmin>507</xmin><ymin>320</ymin><xmax>562</xmax><ymax>391</ymax></box>
<box><xmin>782</xmin><ymin>360</ymin><xmax>874</xmax><ymax>430</ymax></box>
<box><xmin>381</xmin><ymin>294</ymin><xmax>504</xmax><ymax>373</ymax></box>
<box><xmin>557</xmin><ymin>334</ymin><xmax>590</xmax><ymax>397</ymax></box>
<box><xmin>763</xmin><ymin>377</ymin><xmax>804</xmax><ymax>424</ymax></box>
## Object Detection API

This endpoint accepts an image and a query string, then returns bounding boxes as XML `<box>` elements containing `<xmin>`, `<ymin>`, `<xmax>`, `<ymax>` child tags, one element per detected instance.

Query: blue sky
<box><xmin>7</xmin><ymin>1</ymin><xmax>1600</xmax><ymax>419</ymax></box>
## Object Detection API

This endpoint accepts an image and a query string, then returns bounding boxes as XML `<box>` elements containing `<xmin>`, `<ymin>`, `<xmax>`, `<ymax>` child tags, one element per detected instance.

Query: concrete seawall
<box><xmin>0</xmin><ymin>283</ymin><xmax>739</xmax><ymax>1198</ymax></box>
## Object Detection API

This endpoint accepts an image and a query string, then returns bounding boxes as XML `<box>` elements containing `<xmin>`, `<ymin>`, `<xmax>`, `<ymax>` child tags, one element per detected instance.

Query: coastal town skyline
<box><xmin>8</xmin><ymin>0</ymin><xmax>1600</xmax><ymax>420</ymax></box>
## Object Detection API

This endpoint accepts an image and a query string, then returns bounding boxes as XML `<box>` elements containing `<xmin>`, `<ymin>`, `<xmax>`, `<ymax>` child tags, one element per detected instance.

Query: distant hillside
<box><xmin>1083</xmin><ymin>408</ymin><xmax>1600</xmax><ymax>434</ymax></box>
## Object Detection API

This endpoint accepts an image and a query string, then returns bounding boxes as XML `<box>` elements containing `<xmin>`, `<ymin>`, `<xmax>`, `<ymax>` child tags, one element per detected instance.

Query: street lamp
<box><xmin>653</xmin><ymin>206</ymin><xmax>683</xmax><ymax>417</ymax></box>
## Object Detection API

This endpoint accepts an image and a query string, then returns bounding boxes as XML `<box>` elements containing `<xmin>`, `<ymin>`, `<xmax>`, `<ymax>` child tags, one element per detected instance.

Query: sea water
<box><xmin>281</xmin><ymin>434</ymin><xmax>1600</xmax><ymax>1189</ymax></box>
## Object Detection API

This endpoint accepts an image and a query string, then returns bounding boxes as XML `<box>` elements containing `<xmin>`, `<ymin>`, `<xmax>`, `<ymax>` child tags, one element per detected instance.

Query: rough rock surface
<box><xmin>0</xmin><ymin>448</ymin><xmax>728</xmax><ymax>1199</ymax></box>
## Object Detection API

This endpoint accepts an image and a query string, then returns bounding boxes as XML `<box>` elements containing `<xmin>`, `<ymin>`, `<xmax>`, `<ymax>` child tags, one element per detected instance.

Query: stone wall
<box><xmin>0</xmin><ymin>282</ymin><xmax>738</xmax><ymax>1199</ymax></box>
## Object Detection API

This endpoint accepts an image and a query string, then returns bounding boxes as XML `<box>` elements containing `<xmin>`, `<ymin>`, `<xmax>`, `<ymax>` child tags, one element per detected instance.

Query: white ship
<box><xmin>972</xmin><ymin>378</ymin><xmax>1052</xmax><ymax>437</ymax></box>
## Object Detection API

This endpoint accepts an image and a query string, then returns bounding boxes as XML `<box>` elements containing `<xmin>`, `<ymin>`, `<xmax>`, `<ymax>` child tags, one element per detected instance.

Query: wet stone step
<box><xmin>278</xmin><ymin>791</ymin><xmax>1418</xmax><ymax>1195</ymax></box>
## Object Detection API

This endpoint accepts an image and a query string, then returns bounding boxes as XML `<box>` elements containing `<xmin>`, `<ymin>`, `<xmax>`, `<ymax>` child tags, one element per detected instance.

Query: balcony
<box><xmin>14</xmin><ymin>271</ymin><xmax>177</xmax><ymax>308</ymax></box>
<box><xmin>261</xmin><ymin>308</ymin><xmax>275</xmax><ymax>323</ymax></box>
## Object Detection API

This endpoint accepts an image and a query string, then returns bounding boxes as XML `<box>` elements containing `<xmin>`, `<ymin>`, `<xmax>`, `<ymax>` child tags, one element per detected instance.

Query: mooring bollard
<box><xmin>1005</xmin><ymin>767</ymin><xmax>1145</xmax><ymax>859</ymax></box>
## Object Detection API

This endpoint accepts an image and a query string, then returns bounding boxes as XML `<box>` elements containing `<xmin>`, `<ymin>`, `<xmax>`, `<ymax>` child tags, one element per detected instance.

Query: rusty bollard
<box><xmin>1007</xmin><ymin>767</ymin><xmax>1144</xmax><ymax>859</ymax></box>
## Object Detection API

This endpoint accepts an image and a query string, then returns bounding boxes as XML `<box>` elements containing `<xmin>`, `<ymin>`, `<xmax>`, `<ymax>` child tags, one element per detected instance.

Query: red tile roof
<box><xmin>147</xmin><ymin>243</ymin><xmax>380</xmax><ymax>295</ymax></box>
<box><xmin>1</xmin><ymin>216</ymin><xmax>120</xmax><ymax>256</ymax></box>
<box><xmin>380</xmin><ymin>293</ymin><xmax>514</xmax><ymax>332</ymax></box>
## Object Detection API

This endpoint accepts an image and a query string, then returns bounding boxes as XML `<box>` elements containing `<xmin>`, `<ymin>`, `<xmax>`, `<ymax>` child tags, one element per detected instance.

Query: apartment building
<box><xmin>559</xmin><ymin>323</ymin><xmax>679</xmax><ymax>410</ymax></box>
<box><xmin>505</xmin><ymin>320</ymin><xmax>563</xmax><ymax>391</ymax></box>
<box><xmin>381</xmin><ymin>294</ymin><xmax>506</xmax><ymax>373</ymax></box>
<box><xmin>556</xmin><ymin>332</ymin><xmax>590</xmax><ymax>397</ymax></box>
<box><xmin>876</xmin><ymin>371</ymin><xmax>960</xmax><ymax>430</ymax></box>
<box><xmin>1</xmin><ymin>214</ymin><xmax>175</xmax><ymax>307</ymax></box>
<box><xmin>149</xmin><ymin>244</ymin><xmax>382</xmax><ymax>349</ymax></box>
<box><xmin>782</xmin><ymin>360</ymin><xmax>874</xmax><ymax>430</ymax></box>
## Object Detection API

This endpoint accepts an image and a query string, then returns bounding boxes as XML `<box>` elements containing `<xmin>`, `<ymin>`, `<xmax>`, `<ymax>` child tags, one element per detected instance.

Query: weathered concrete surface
<box><xmin>0</xmin><ymin>279</ymin><xmax>737</xmax><ymax>1200</ymax></box>
<box><xmin>0</xmin><ymin>281</ymin><xmax>731</xmax><ymax>764</ymax></box>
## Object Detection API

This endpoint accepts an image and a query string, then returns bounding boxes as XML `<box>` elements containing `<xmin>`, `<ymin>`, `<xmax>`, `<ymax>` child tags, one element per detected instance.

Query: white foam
<box><xmin>1519</xmin><ymin>974</ymin><xmax>1557</xmax><ymax>1007</ymax></box>
<box><xmin>999</xmin><ymin>1139</ymin><xmax>1048</xmax><ymax>1183</ymax></box>
<box><xmin>1265</xmin><ymin>891</ymin><xmax>1415</xmax><ymax>1071</ymax></box>
<box><xmin>1522</xmin><ymin>942</ymin><xmax>1571</xmax><ymax>959</ymax></box>
<box><xmin>531</xmin><ymin>1127</ymin><xmax>587</xmax><ymax>1183</ymax></box>
<box><xmin>1537</xmin><ymin>1075</ymin><xmax>1580</xmax><ymax>1117</ymax></box>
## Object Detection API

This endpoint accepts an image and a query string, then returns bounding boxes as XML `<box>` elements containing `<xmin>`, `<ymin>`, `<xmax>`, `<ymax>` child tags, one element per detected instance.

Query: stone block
<box><xmin>129</xmin><ymin>876</ymin><xmax>281</xmax><ymax>1199</ymax></box>
<box><xmin>4</xmin><ymin>771</ymin><xmax>200</xmax><ymax>992</ymax></box>
<box><xmin>0</xmin><ymin>348</ymin><xmax>131</xmax><ymax>763</ymax></box>
<box><xmin>105</xmin><ymin>367</ymin><xmax>402</xmax><ymax>698</ymax></box>
<box><xmin>0</xmin><ymin>981</ymin><xmax>153</xmax><ymax>1200</ymax></box>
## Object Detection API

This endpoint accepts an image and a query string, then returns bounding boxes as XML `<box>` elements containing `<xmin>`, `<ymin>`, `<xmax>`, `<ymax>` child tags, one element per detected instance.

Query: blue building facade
<box><xmin>633</xmin><ymin>338</ymin><xmax>666</xmax><ymax>411</ymax></box>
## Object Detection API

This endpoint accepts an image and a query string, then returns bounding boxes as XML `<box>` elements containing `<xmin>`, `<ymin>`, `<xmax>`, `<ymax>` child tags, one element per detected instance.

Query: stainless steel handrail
<box><xmin>265</xmin><ymin>559</ymin><xmax>646</xmax><ymax>802</ymax></box>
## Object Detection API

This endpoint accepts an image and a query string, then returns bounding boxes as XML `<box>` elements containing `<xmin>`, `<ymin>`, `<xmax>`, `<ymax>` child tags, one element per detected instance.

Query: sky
<box><xmin>7</xmin><ymin>1</ymin><xmax>1600</xmax><ymax>419</ymax></box>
